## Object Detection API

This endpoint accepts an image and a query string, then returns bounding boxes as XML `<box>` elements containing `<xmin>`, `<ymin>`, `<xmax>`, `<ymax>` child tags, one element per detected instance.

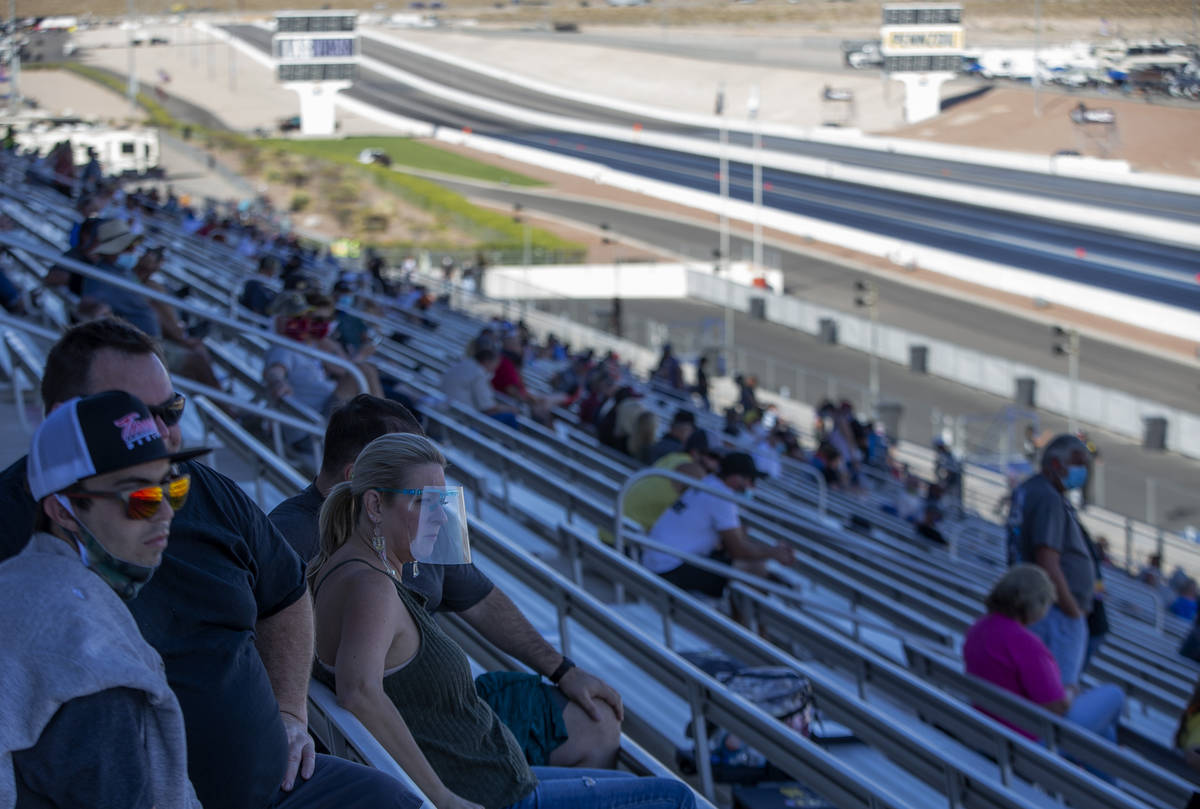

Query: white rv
<box><xmin>13</xmin><ymin>122</ymin><xmax>160</xmax><ymax>176</ymax></box>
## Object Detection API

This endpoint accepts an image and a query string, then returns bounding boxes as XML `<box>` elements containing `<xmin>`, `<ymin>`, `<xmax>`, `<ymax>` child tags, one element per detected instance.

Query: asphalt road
<box><xmin>230</xmin><ymin>24</ymin><xmax>1200</xmax><ymax>224</ymax></box>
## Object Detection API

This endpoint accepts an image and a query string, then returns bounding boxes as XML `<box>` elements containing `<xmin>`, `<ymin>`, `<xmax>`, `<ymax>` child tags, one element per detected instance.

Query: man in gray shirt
<box><xmin>1008</xmin><ymin>434</ymin><xmax>1095</xmax><ymax>688</ymax></box>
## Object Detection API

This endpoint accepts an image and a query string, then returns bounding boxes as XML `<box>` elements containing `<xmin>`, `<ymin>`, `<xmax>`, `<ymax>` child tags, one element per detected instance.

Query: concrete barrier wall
<box><xmin>483</xmin><ymin>261</ymin><xmax>783</xmax><ymax>300</ymax></box>
<box><xmin>682</xmin><ymin>269</ymin><xmax>1200</xmax><ymax>458</ymax></box>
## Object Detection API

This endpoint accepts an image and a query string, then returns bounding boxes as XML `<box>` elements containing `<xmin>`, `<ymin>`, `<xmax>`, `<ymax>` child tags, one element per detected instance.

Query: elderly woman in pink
<box><xmin>963</xmin><ymin>564</ymin><xmax>1123</xmax><ymax>742</ymax></box>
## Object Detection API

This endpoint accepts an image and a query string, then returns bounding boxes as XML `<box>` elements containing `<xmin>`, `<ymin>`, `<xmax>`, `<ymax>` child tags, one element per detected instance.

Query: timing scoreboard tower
<box><xmin>273</xmin><ymin>10</ymin><xmax>359</xmax><ymax>136</ymax></box>
<box><xmin>880</xmin><ymin>3</ymin><xmax>963</xmax><ymax>124</ymax></box>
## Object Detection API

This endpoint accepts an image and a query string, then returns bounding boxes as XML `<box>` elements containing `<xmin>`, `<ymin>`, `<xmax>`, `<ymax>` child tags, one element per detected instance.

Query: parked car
<box><xmin>357</xmin><ymin>148</ymin><xmax>392</xmax><ymax>167</ymax></box>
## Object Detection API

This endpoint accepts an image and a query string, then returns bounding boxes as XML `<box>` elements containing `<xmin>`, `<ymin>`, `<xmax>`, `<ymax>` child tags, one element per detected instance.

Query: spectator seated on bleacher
<box><xmin>441</xmin><ymin>348</ymin><xmax>520</xmax><ymax>429</ymax></box>
<box><xmin>1177</xmin><ymin>679</ymin><xmax>1200</xmax><ymax>774</ymax></box>
<box><xmin>811</xmin><ymin>441</ymin><xmax>849</xmax><ymax>490</ymax></box>
<box><xmin>598</xmin><ymin>431</ymin><xmax>714</xmax><ymax>546</ymax></box>
<box><xmin>76</xmin><ymin>219</ymin><xmax>161</xmax><ymax>338</ymax></box>
<box><xmin>264</xmin><ymin>290</ymin><xmax>384</xmax><ymax>417</ymax></box>
<box><xmin>1138</xmin><ymin>553</ymin><xmax>1166</xmax><ymax>589</ymax></box>
<box><xmin>272</xmin><ymin>398</ymin><xmax>623</xmax><ymax>773</ymax></box>
<box><xmin>580</xmin><ymin>373</ymin><xmax>618</xmax><ymax>431</ymax></box>
<box><xmin>1171</xmin><ymin>580</ymin><xmax>1199</xmax><ymax>622</ymax></box>
<box><xmin>310</xmin><ymin>433</ymin><xmax>694</xmax><ymax>809</ymax></box>
<box><xmin>0</xmin><ymin>391</ymin><xmax>208</xmax><ymax>809</ymax></box>
<box><xmin>0</xmin><ymin>319</ymin><xmax>420</xmax><ymax>809</ymax></box>
<box><xmin>132</xmin><ymin>246</ymin><xmax>223</xmax><ymax>391</ymax></box>
<box><xmin>644</xmin><ymin>452</ymin><xmax>794</xmax><ymax>600</ymax></box>
<box><xmin>490</xmin><ymin>332</ymin><xmax>562</xmax><ymax>423</ymax></box>
<box><xmin>240</xmin><ymin>256</ymin><xmax>281</xmax><ymax>316</ymax></box>
<box><xmin>626</xmin><ymin>409</ymin><xmax>659</xmax><ymax>465</ymax></box>
<box><xmin>549</xmin><ymin>353</ymin><xmax>592</xmax><ymax>407</ymax></box>
<box><xmin>963</xmin><ymin>565</ymin><xmax>1123</xmax><ymax>744</ymax></box>
<box><xmin>895</xmin><ymin>471</ymin><xmax>925</xmax><ymax>523</ymax></box>
<box><xmin>646</xmin><ymin>410</ymin><xmax>696</xmax><ymax>466</ymax></box>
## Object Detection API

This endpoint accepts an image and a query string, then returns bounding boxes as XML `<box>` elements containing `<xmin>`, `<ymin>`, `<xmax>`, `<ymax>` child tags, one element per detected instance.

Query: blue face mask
<box><xmin>114</xmin><ymin>248</ymin><xmax>142</xmax><ymax>272</ymax></box>
<box><xmin>1063</xmin><ymin>464</ymin><xmax>1088</xmax><ymax>490</ymax></box>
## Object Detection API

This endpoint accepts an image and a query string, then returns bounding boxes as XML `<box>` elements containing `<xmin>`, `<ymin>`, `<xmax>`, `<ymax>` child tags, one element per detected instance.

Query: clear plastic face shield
<box><xmin>393</xmin><ymin>486</ymin><xmax>472</xmax><ymax>566</ymax></box>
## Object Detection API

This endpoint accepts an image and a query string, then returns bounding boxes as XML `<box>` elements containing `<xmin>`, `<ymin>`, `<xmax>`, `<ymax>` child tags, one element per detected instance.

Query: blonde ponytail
<box><xmin>311</xmin><ymin>433</ymin><xmax>448</xmax><ymax>584</ymax></box>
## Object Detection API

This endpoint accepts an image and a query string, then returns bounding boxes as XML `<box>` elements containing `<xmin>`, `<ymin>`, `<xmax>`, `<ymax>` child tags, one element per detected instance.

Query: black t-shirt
<box><xmin>0</xmin><ymin>457</ymin><xmax>307</xmax><ymax>809</ymax></box>
<box><xmin>14</xmin><ymin>688</ymin><xmax>153</xmax><ymax>809</ymax></box>
<box><xmin>269</xmin><ymin>481</ymin><xmax>495</xmax><ymax>613</ymax></box>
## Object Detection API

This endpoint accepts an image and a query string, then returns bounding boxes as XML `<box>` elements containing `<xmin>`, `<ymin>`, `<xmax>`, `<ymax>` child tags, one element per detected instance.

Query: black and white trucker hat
<box><xmin>27</xmin><ymin>390</ymin><xmax>210</xmax><ymax>501</ymax></box>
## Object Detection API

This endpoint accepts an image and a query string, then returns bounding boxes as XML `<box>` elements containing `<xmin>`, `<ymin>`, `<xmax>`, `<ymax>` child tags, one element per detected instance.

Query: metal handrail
<box><xmin>551</xmin><ymin>520</ymin><xmax>1164</xmax><ymax>809</ymax></box>
<box><xmin>189</xmin><ymin>395</ymin><xmax>309</xmax><ymax>505</ymax></box>
<box><xmin>467</xmin><ymin>517</ymin><xmax>922</xmax><ymax>809</ymax></box>
<box><xmin>0</xmin><ymin>232</ymin><xmax>370</xmax><ymax>394</ymax></box>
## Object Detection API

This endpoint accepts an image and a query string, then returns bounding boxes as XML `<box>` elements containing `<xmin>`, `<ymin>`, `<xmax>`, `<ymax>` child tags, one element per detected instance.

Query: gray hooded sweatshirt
<box><xmin>0</xmin><ymin>532</ymin><xmax>200</xmax><ymax>809</ymax></box>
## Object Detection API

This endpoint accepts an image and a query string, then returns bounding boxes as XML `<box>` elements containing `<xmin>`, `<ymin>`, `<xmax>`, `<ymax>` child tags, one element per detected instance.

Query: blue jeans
<box><xmin>505</xmin><ymin>767</ymin><xmax>696</xmax><ymax>809</ymax></box>
<box><xmin>271</xmin><ymin>753</ymin><xmax>423</xmax><ymax>809</ymax></box>
<box><xmin>1029</xmin><ymin>605</ymin><xmax>1088</xmax><ymax>687</ymax></box>
<box><xmin>1066</xmin><ymin>683</ymin><xmax>1123</xmax><ymax>743</ymax></box>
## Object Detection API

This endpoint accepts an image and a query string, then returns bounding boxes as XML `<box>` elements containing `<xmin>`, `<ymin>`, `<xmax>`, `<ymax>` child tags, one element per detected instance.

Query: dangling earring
<box><xmin>371</xmin><ymin>519</ymin><xmax>397</xmax><ymax>576</ymax></box>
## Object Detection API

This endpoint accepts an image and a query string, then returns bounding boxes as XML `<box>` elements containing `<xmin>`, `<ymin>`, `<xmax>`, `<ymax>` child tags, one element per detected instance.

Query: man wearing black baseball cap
<box><xmin>644</xmin><ymin>451</ymin><xmax>794</xmax><ymax>599</ymax></box>
<box><xmin>0</xmin><ymin>390</ymin><xmax>208</xmax><ymax>808</ymax></box>
<box><xmin>0</xmin><ymin>319</ymin><xmax>424</xmax><ymax>809</ymax></box>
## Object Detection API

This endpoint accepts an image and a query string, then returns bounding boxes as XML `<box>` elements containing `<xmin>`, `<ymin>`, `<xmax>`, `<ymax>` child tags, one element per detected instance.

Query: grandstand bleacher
<box><xmin>0</xmin><ymin>151</ymin><xmax>1197</xmax><ymax>809</ymax></box>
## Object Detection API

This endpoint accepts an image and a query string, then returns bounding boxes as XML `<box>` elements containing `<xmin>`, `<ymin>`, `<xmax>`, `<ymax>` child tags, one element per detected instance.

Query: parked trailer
<box><xmin>13</xmin><ymin>124</ymin><xmax>160</xmax><ymax>176</ymax></box>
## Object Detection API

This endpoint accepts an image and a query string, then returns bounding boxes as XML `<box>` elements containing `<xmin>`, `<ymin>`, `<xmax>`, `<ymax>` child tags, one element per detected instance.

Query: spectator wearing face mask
<box><xmin>1006</xmin><ymin>434</ymin><xmax>1096</xmax><ymax>691</ymax></box>
<box><xmin>263</xmin><ymin>291</ymin><xmax>383</xmax><ymax>419</ymax></box>
<box><xmin>78</xmin><ymin>219</ymin><xmax>161</xmax><ymax>338</ymax></box>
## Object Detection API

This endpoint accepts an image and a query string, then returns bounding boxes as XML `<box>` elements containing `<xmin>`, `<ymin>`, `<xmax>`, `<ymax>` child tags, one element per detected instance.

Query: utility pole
<box><xmin>1033</xmin><ymin>0</ymin><xmax>1042</xmax><ymax>117</ymax></box>
<box><xmin>715</xmin><ymin>82</ymin><xmax>729</xmax><ymax>277</ymax></box>
<box><xmin>854</xmin><ymin>279</ymin><xmax>879</xmax><ymax>414</ymax></box>
<box><xmin>1052</xmin><ymin>325</ymin><xmax>1081</xmax><ymax>434</ymax></box>
<box><xmin>748</xmin><ymin>84</ymin><xmax>763</xmax><ymax>272</ymax></box>
<box><xmin>127</xmin><ymin>0</ymin><xmax>138</xmax><ymax>115</ymax></box>
<box><xmin>229</xmin><ymin>0</ymin><xmax>238</xmax><ymax>91</ymax></box>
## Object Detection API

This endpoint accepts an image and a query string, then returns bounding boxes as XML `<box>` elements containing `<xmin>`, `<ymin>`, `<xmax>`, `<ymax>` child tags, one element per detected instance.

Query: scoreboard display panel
<box><xmin>276</xmin><ymin>13</ymin><xmax>355</xmax><ymax>33</ymax></box>
<box><xmin>277</xmin><ymin>63</ymin><xmax>357</xmax><ymax>82</ymax></box>
<box><xmin>880</xmin><ymin>3</ymin><xmax>963</xmax><ymax>74</ymax></box>
<box><xmin>273</xmin><ymin>11</ymin><xmax>359</xmax><ymax>84</ymax></box>
<box><xmin>275</xmin><ymin>36</ymin><xmax>356</xmax><ymax>61</ymax></box>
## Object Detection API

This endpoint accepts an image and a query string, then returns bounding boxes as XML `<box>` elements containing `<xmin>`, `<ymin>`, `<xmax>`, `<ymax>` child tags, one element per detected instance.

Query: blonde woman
<box><xmin>311</xmin><ymin>433</ymin><xmax>695</xmax><ymax>809</ymax></box>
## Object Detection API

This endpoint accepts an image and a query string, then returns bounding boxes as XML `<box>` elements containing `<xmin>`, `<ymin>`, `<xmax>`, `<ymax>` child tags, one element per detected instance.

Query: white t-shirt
<box><xmin>644</xmin><ymin>475</ymin><xmax>740</xmax><ymax>574</ymax></box>
<box><xmin>441</xmin><ymin>357</ymin><xmax>496</xmax><ymax>412</ymax></box>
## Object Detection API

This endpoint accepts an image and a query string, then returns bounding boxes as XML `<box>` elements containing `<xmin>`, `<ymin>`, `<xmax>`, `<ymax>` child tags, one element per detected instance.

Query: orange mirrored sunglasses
<box><xmin>65</xmin><ymin>474</ymin><xmax>192</xmax><ymax>520</ymax></box>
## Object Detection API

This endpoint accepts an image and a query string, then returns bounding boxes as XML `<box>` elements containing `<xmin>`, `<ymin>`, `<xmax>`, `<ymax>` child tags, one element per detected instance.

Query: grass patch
<box><xmin>262</xmin><ymin>136</ymin><xmax>542</xmax><ymax>187</ymax></box>
<box><xmin>266</xmin><ymin>137</ymin><xmax>576</xmax><ymax>254</ymax></box>
<box><xmin>27</xmin><ymin>61</ymin><xmax>581</xmax><ymax>259</ymax></box>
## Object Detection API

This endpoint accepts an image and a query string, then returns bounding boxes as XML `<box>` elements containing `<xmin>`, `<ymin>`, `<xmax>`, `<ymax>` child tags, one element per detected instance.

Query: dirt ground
<box><xmin>890</xmin><ymin>85</ymin><xmax>1200</xmax><ymax>177</ymax></box>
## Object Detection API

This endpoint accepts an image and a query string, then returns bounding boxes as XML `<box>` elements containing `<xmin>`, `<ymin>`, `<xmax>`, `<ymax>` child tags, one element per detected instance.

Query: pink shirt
<box><xmin>962</xmin><ymin>613</ymin><xmax>1065</xmax><ymax>739</ymax></box>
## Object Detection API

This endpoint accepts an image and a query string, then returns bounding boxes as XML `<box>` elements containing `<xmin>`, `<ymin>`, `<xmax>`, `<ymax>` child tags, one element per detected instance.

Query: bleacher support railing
<box><xmin>0</xmin><ymin>232</ymin><xmax>371</xmax><ymax>395</ymax></box>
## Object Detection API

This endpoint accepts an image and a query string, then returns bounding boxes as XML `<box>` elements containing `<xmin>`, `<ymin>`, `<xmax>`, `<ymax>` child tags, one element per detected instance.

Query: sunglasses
<box><xmin>376</xmin><ymin>487</ymin><xmax>454</xmax><ymax>514</ymax></box>
<box><xmin>148</xmin><ymin>392</ymin><xmax>187</xmax><ymax>427</ymax></box>
<box><xmin>66</xmin><ymin>474</ymin><xmax>192</xmax><ymax>520</ymax></box>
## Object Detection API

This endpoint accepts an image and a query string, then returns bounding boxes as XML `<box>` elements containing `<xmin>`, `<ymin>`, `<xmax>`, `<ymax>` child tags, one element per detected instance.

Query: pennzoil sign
<box><xmin>881</xmin><ymin>28</ymin><xmax>964</xmax><ymax>52</ymax></box>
